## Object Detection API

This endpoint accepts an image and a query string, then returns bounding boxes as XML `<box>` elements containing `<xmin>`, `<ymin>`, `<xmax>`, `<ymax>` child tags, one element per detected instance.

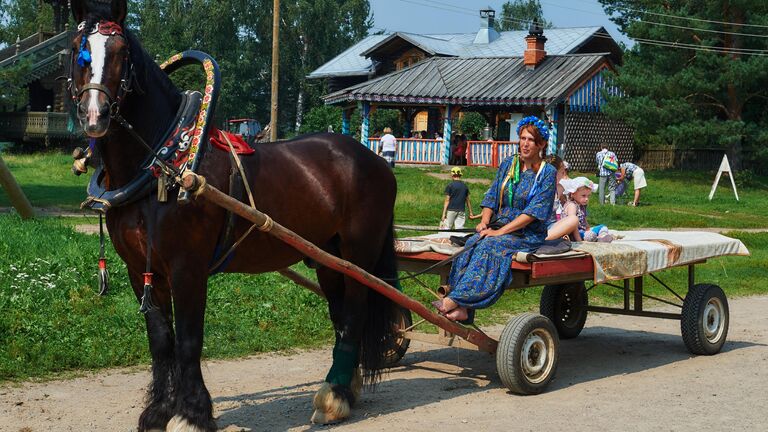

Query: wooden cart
<box><xmin>394</xmin><ymin>250</ymin><xmax>731</xmax><ymax>394</ymax></box>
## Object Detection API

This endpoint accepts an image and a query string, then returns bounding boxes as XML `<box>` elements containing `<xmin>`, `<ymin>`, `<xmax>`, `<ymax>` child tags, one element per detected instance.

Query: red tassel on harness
<box><xmin>97</xmin><ymin>257</ymin><xmax>109</xmax><ymax>296</ymax></box>
<box><xmin>139</xmin><ymin>272</ymin><xmax>157</xmax><ymax>314</ymax></box>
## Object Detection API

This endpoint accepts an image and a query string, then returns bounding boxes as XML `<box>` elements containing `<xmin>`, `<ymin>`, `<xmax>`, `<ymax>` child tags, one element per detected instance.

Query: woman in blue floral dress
<box><xmin>434</xmin><ymin>117</ymin><xmax>556</xmax><ymax>321</ymax></box>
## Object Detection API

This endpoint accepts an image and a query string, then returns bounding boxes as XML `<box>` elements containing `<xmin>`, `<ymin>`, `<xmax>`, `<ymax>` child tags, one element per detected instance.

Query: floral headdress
<box><xmin>516</xmin><ymin>116</ymin><xmax>550</xmax><ymax>142</ymax></box>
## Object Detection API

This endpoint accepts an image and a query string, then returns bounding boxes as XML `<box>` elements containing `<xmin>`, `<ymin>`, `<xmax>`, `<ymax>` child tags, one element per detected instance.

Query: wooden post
<box><xmin>341</xmin><ymin>108</ymin><xmax>352</xmax><ymax>135</ymax></box>
<box><xmin>0</xmin><ymin>154</ymin><xmax>35</xmax><ymax>219</ymax></box>
<box><xmin>269</xmin><ymin>0</ymin><xmax>280</xmax><ymax>142</ymax></box>
<box><xmin>360</xmin><ymin>101</ymin><xmax>371</xmax><ymax>149</ymax></box>
<box><xmin>442</xmin><ymin>104</ymin><xmax>452</xmax><ymax>165</ymax></box>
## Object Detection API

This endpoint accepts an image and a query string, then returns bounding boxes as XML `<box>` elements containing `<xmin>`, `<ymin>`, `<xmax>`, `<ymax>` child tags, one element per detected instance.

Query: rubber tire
<box><xmin>382</xmin><ymin>306</ymin><xmax>412</xmax><ymax>367</ymax></box>
<box><xmin>496</xmin><ymin>313</ymin><xmax>559</xmax><ymax>395</ymax></box>
<box><xmin>681</xmin><ymin>284</ymin><xmax>729</xmax><ymax>355</ymax></box>
<box><xmin>540</xmin><ymin>283</ymin><xmax>588</xmax><ymax>339</ymax></box>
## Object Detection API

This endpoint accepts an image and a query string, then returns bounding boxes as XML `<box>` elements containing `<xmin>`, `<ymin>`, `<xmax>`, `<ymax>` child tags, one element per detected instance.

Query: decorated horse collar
<box><xmin>80</xmin><ymin>51</ymin><xmax>221</xmax><ymax>213</ymax></box>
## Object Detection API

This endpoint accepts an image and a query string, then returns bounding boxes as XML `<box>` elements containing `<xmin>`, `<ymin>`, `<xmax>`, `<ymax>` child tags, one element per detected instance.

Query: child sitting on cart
<box><xmin>556</xmin><ymin>177</ymin><xmax>613</xmax><ymax>242</ymax></box>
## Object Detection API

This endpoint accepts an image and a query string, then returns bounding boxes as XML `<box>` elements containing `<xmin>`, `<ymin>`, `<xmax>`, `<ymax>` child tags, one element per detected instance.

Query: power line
<box><xmin>542</xmin><ymin>0</ymin><xmax>768</xmax><ymax>39</ymax></box>
<box><xmin>590</xmin><ymin>31</ymin><xmax>768</xmax><ymax>56</ymax></box>
<box><xmin>572</xmin><ymin>0</ymin><xmax>768</xmax><ymax>30</ymax></box>
<box><xmin>393</xmin><ymin>0</ymin><xmax>768</xmax><ymax>56</ymax></box>
<box><xmin>575</xmin><ymin>31</ymin><xmax>768</xmax><ymax>56</ymax></box>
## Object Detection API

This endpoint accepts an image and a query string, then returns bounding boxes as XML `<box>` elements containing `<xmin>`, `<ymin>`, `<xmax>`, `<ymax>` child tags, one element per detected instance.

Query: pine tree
<box><xmin>598</xmin><ymin>0</ymin><xmax>768</xmax><ymax>169</ymax></box>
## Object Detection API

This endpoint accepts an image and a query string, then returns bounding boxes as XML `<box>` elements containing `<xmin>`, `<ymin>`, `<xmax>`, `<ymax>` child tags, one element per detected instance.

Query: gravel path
<box><xmin>2</xmin><ymin>295</ymin><xmax>767</xmax><ymax>432</ymax></box>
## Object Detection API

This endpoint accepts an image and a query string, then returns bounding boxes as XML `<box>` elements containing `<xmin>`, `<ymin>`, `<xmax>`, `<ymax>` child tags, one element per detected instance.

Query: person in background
<box><xmin>595</xmin><ymin>146</ymin><xmax>619</xmax><ymax>205</ymax></box>
<box><xmin>617</xmin><ymin>161</ymin><xmax>647</xmax><ymax>207</ymax></box>
<box><xmin>453</xmin><ymin>134</ymin><xmax>468</xmax><ymax>166</ymax></box>
<box><xmin>378</xmin><ymin>127</ymin><xmax>397</xmax><ymax>168</ymax></box>
<box><xmin>441</xmin><ymin>167</ymin><xmax>476</xmax><ymax>229</ymax></box>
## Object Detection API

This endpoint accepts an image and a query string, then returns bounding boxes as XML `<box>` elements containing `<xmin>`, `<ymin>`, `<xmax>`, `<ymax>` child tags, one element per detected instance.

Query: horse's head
<box><xmin>69</xmin><ymin>0</ymin><xmax>129</xmax><ymax>137</ymax></box>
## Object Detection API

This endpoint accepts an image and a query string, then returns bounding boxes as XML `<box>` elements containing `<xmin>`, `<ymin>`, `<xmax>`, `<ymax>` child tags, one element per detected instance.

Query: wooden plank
<box><xmin>530</xmin><ymin>255</ymin><xmax>594</xmax><ymax>279</ymax></box>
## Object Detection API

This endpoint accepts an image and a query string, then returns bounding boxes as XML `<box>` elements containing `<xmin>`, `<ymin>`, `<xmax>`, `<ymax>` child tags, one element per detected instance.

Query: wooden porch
<box><xmin>0</xmin><ymin>112</ymin><xmax>79</xmax><ymax>144</ymax></box>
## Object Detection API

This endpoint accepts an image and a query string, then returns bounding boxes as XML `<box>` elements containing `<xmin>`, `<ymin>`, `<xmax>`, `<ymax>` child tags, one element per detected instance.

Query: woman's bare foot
<box><xmin>445</xmin><ymin>307</ymin><xmax>469</xmax><ymax>322</ymax></box>
<box><xmin>432</xmin><ymin>297</ymin><xmax>459</xmax><ymax>315</ymax></box>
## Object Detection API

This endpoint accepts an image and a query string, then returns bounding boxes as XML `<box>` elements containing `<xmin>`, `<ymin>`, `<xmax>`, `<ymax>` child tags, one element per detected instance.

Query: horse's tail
<box><xmin>360</xmin><ymin>219</ymin><xmax>400</xmax><ymax>385</ymax></box>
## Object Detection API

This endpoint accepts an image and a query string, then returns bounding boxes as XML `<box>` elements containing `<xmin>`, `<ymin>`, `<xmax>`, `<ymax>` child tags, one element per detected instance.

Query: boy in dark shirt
<box><xmin>441</xmin><ymin>167</ymin><xmax>476</xmax><ymax>229</ymax></box>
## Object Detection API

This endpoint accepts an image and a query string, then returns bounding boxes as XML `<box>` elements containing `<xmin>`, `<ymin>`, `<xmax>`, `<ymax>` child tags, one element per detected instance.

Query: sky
<box><xmin>369</xmin><ymin>0</ymin><xmax>632</xmax><ymax>47</ymax></box>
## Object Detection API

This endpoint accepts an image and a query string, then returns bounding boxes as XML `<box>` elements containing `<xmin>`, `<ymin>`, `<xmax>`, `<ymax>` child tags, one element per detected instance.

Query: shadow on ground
<box><xmin>214</xmin><ymin>325</ymin><xmax>759</xmax><ymax>430</ymax></box>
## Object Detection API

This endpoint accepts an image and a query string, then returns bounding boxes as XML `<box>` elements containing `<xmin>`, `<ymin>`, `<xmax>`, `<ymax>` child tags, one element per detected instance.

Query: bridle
<box><xmin>68</xmin><ymin>20</ymin><xmax>137</xmax><ymax>122</ymax></box>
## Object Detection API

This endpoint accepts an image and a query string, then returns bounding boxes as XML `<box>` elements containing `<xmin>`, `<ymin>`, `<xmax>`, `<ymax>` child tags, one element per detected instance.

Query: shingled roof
<box><xmin>323</xmin><ymin>53</ymin><xmax>611</xmax><ymax>107</ymax></box>
<box><xmin>308</xmin><ymin>27</ymin><xmax>618</xmax><ymax>79</ymax></box>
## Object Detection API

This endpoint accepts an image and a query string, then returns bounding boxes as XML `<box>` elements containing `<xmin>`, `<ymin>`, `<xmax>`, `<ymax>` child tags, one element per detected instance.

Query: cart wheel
<box><xmin>540</xmin><ymin>283</ymin><xmax>588</xmax><ymax>339</ymax></box>
<box><xmin>681</xmin><ymin>284</ymin><xmax>729</xmax><ymax>355</ymax></box>
<box><xmin>496</xmin><ymin>313</ymin><xmax>559</xmax><ymax>395</ymax></box>
<box><xmin>382</xmin><ymin>307</ymin><xmax>412</xmax><ymax>367</ymax></box>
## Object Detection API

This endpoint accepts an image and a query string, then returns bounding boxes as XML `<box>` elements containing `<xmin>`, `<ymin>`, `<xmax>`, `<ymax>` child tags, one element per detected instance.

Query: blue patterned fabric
<box><xmin>447</xmin><ymin>157</ymin><xmax>556</xmax><ymax>309</ymax></box>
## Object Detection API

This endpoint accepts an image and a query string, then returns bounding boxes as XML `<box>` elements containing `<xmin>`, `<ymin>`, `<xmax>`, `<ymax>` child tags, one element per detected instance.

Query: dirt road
<box><xmin>3</xmin><ymin>295</ymin><xmax>767</xmax><ymax>432</ymax></box>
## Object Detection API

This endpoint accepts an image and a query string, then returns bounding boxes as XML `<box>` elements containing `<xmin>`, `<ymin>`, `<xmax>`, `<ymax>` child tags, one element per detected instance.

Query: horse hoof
<box><xmin>350</xmin><ymin>368</ymin><xmax>363</xmax><ymax>402</ymax></box>
<box><xmin>166</xmin><ymin>415</ymin><xmax>208</xmax><ymax>432</ymax></box>
<box><xmin>311</xmin><ymin>382</ymin><xmax>350</xmax><ymax>425</ymax></box>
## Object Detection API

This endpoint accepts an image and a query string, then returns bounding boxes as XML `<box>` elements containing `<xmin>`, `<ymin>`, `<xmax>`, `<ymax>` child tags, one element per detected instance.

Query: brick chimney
<box><xmin>523</xmin><ymin>18</ymin><xmax>547</xmax><ymax>69</ymax></box>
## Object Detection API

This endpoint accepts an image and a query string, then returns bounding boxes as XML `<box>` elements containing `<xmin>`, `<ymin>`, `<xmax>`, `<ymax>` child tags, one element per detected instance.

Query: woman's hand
<box><xmin>475</xmin><ymin>221</ymin><xmax>488</xmax><ymax>232</ymax></box>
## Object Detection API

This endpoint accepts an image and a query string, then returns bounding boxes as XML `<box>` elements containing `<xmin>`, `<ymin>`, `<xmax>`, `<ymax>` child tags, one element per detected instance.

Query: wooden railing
<box><xmin>367</xmin><ymin>138</ymin><xmax>444</xmax><ymax>164</ymax></box>
<box><xmin>0</xmin><ymin>112</ymin><xmax>77</xmax><ymax>141</ymax></box>
<box><xmin>467</xmin><ymin>140</ymin><xmax>518</xmax><ymax>167</ymax></box>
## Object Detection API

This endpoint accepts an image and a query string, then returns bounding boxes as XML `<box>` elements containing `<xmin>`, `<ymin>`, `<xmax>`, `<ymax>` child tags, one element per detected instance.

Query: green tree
<box><xmin>498</xmin><ymin>0</ymin><xmax>552</xmax><ymax>32</ymax></box>
<box><xmin>0</xmin><ymin>60</ymin><xmax>31</xmax><ymax>110</ymax></box>
<box><xmin>598</xmin><ymin>0</ymin><xmax>768</xmax><ymax>169</ymax></box>
<box><xmin>0</xmin><ymin>0</ymin><xmax>53</xmax><ymax>47</ymax></box>
<box><xmin>457</xmin><ymin>112</ymin><xmax>486</xmax><ymax>139</ymax></box>
<box><xmin>131</xmin><ymin>0</ymin><xmax>371</xmax><ymax>137</ymax></box>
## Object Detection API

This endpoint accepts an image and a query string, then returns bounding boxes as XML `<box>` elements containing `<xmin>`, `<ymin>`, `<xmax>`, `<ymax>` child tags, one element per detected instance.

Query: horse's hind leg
<box><xmin>131</xmin><ymin>270</ymin><xmax>176</xmax><ymax>432</ymax></box>
<box><xmin>165</xmin><ymin>271</ymin><xmax>216</xmax><ymax>432</ymax></box>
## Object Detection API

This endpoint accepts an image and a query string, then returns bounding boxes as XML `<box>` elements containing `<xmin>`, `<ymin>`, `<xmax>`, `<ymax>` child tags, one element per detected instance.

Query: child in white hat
<box><xmin>553</xmin><ymin>177</ymin><xmax>613</xmax><ymax>242</ymax></box>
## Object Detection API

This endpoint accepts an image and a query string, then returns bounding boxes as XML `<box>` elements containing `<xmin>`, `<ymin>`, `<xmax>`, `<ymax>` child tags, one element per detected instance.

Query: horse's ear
<box><xmin>112</xmin><ymin>0</ymin><xmax>128</xmax><ymax>25</ymax></box>
<box><xmin>71</xmin><ymin>0</ymin><xmax>86</xmax><ymax>23</ymax></box>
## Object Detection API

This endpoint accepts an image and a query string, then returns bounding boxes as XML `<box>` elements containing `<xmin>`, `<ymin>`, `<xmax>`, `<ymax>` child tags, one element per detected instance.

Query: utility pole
<box><xmin>270</xmin><ymin>0</ymin><xmax>280</xmax><ymax>142</ymax></box>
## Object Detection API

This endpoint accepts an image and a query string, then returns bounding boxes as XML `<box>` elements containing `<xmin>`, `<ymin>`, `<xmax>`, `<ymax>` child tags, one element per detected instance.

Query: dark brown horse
<box><xmin>69</xmin><ymin>1</ymin><xmax>399</xmax><ymax>430</ymax></box>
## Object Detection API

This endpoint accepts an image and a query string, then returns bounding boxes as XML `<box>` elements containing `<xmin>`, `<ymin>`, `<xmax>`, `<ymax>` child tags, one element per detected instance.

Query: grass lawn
<box><xmin>1</xmin><ymin>151</ymin><xmax>767</xmax><ymax>381</ymax></box>
<box><xmin>0</xmin><ymin>152</ymin><xmax>91</xmax><ymax>211</ymax></box>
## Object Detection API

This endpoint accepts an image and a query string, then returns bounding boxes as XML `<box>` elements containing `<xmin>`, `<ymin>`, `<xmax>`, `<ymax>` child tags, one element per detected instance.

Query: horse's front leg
<box><xmin>128</xmin><ymin>268</ymin><xmax>176</xmax><ymax>432</ymax></box>
<box><xmin>164</xmin><ymin>269</ymin><xmax>216</xmax><ymax>432</ymax></box>
<box><xmin>311</xmin><ymin>267</ymin><xmax>365</xmax><ymax>425</ymax></box>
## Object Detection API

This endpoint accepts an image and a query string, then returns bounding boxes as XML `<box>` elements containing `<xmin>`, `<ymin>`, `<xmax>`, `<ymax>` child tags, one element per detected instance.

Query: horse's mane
<box><xmin>124</xmin><ymin>29</ymin><xmax>181</xmax><ymax>101</ymax></box>
<box><xmin>80</xmin><ymin>5</ymin><xmax>181</xmax><ymax>104</ymax></box>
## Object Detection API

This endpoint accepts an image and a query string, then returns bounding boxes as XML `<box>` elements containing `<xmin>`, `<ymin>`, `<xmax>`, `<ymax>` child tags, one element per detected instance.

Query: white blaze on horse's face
<box><xmin>86</xmin><ymin>31</ymin><xmax>110</xmax><ymax>128</ymax></box>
